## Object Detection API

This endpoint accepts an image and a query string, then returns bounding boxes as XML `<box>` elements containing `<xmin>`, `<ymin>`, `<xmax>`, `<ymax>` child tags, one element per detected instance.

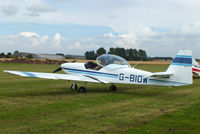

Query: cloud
<box><xmin>40</xmin><ymin>35</ymin><xmax>49</xmax><ymax>43</ymax></box>
<box><xmin>18</xmin><ymin>32</ymin><xmax>39</xmax><ymax>38</ymax></box>
<box><xmin>26</xmin><ymin>4</ymin><xmax>57</xmax><ymax>17</ymax></box>
<box><xmin>68</xmin><ymin>42</ymin><xmax>82</xmax><ymax>50</ymax></box>
<box><xmin>103</xmin><ymin>32</ymin><xmax>139</xmax><ymax>49</ymax></box>
<box><xmin>27</xmin><ymin>4</ymin><xmax>57</xmax><ymax>13</ymax></box>
<box><xmin>53</xmin><ymin>33</ymin><xmax>62</xmax><ymax>47</ymax></box>
<box><xmin>102</xmin><ymin>23</ymin><xmax>200</xmax><ymax>58</ymax></box>
<box><xmin>181</xmin><ymin>21</ymin><xmax>200</xmax><ymax>35</ymax></box>
<box><xmin>54</xmin><ymin>0</ymin><xmax>69</xmax><ymax>2</ymax></box>
<box><xmin>74</xmin><ymin>42</ymin><xmax>82</xmax><ymax>49</ymax></box>
<box><xmin>0</xmin><ymin>5</ymin><xmax>19</xmax><ymax>16</ymax></box>
<box><xmin>103</xmin><ymin>33</ymin><xmax>115</xmax><ymax>38</ymax></box>
<box><xmin>0</xmin><ymin>32</ymin><xmax>50</xmax><ymax>52</ymax></box>
<box><xmin>1</xmin><ymin>27</ymin><xmax>200</xmax><ymax>58</ymax></box>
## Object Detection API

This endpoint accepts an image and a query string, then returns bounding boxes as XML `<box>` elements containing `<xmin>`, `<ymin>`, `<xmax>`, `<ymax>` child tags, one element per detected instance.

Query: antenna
<box><xmin>132</xmin><ymin>60</ymin><xmax>142</xmax><ymax>68</ymax></box>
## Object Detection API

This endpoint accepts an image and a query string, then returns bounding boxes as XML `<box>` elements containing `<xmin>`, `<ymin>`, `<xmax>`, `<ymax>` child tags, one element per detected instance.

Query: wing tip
<box><xmin>3</xmin><ymin>70</ymin><xmax>10</xmax><ymax>73</ymax></box>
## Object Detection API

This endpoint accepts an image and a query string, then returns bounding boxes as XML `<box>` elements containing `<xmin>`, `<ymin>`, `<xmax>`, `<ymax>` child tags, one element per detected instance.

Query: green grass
<box><xmin>0</xmin><ymin>63</ymin><xmax>200</xmax><ymax>134</ymax></box>
<box><xmin>126</xmin><ymin>103</ymin><xmax>200</xmax><ymax>134</ymax></box>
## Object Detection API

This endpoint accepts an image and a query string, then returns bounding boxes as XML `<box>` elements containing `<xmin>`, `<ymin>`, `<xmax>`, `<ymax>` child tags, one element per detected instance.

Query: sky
<box><xmin>0</xmin><ymin>0</ymin><xmax>200</xmax><ymax>58</ymax></box>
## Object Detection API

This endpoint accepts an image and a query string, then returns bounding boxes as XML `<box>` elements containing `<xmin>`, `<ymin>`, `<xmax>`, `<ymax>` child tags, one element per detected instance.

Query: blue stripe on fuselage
<box><xmin>175</xmin><ymin>55</ymin><xmax>192</xmax><ymax>58</ymax></box>
<box><xmin>173</xmin><ymin>57</ymin><xmax>192</xmax><ymax>64</ymax></box>
<box><xmin>63</xmin><ymin>68</ymin><xmax>118</xmax><ymax>78</ymax></box>
<box><xmin>172</xmin><ymin>55</ymin><xmax>192</xmax><ymax>66</ymax></box>
<box><xmin>171</xmin><ymin>63</ymin><xmax>192</xmax><ymax>66</ymax></box>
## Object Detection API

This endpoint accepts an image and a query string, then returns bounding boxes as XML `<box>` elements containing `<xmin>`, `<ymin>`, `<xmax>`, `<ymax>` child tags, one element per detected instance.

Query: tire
<box><xmin>110</xmin><ymin>85</ymin><xmax>117</xmax><ymax>91</ymax></box>
<box><xmin>79</xmin><ymin>87</ymin><xmax>86</xmax><ymax>93</ymax></box>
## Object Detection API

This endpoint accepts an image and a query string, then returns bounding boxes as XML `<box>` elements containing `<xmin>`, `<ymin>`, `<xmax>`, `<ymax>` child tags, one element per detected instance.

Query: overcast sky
<box><xmin>0</xmin><ymin>0</ymin><xmax>200</xmax><ymax>58</ymax></box>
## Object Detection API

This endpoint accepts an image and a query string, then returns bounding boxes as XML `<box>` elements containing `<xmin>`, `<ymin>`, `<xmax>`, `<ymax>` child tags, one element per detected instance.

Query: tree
<box><xmin>0</xmin><ymin>52</ymin><xmax>6</xmax><ymax>58</ymax></box>
<box><xmin>109</xmin><ymin>47</ymin><xmax>126</xmax><ymax>59</ymax></box>
<box><xmin>5</xmin><ymin>52</ymin><xmax>12</xmax><ymax>58</ymax></box>
<box><xmin>85</xmin><ymin>50</ymin><xmax>97</xmax><ymax>60</ymax></box>
<box><xmin>85</xmin><ymin>51</ymin><xmax>90</xmax><ymax>59</ymax></box>
<box><xmin>108</xmin><ymin>47</ymin><xmax>116</xmax><ymax>55</ymax></box>
<box><xmin>116</xmin><ymin>47</ymin><xmax>126</xmax><ymax>59</ymax></box>
<box><xmin>13</xmin><ymin>50</ymin><xmax>19</xmax><ymax>58</ymax></box>
<box><xmin>13</xmin><ymin>50</ymin><xmax>19</xmax><ymax>55</ymax></box>
<box><xmin>126</xmin><ymin>48</ymin><xmax>134</xmax><ymax>60</ymax></box>
<box><xmin>56</xmin><ymin>53</ymin><xmax>64</xmax><ymax>57</ymax></box>
<box><xmin>85</xmin><ymin>47</ymin><xmax>148</xmax><ymax>61</ymax></box>
<box><xmin>138</xmin><ymin>49</ymin><xmax>147</xmax><ymax>61</ymax></box>
<box><xmin>26</xmin><ymin>54</ymin><xmax>33</xmax><ymax>59</ymax></box>
<box><xmin>96</xmin><ymin>47</ymin><xmax>106</xmax><ymax>56</ymax></box>
<box><xmin>132</xmin><ymin>49</ymin><xmax>138</xmax><ymax>60</ymax></box>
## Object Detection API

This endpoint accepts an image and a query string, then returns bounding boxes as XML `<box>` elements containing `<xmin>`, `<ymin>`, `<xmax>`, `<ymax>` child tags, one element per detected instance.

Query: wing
<box><xmin>4</xmin><ymin>70</ymin><xmax>109</xmax><ymax>83</ymax></box>
<box><xmin>146</xmin><ymin>72</ymin><xmax>173</xmax><ymax>78</ymax></box>
<box><xmin>192</xmin><ymin>67</ymin><xmax>200</xmax><ymax>76</ymax></box>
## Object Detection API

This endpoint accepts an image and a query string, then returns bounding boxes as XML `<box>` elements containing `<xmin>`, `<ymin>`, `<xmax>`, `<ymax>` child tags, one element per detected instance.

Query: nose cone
<box><xmin>60</xmin><ymin>63</ymin><xmax>68</xmax><ymax>68</ymax></box>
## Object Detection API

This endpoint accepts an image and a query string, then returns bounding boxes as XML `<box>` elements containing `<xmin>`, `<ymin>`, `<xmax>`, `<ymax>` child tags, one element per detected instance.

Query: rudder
<box><xmin>166</xmin><ymin>50</ymin><xmax>192</xmax><ymax>85</ymax></box>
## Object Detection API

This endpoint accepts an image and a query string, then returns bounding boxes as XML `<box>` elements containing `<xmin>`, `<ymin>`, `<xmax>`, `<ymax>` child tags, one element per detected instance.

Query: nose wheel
<box><xmin>71</xmin><ymin>82</ymin><xmax>87</xmax><ymax>93</ymax></box>
<box><xmin>110</xmin><ymin>85</ymin><xmax>117</xmax><ymax>91</ymax></box>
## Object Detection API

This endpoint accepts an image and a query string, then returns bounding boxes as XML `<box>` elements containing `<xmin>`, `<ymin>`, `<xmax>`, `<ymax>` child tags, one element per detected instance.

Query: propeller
<box><xmin>52</xmin><ymin>67</ymin><xmax>62</xmax><ymax>73</ymax></box>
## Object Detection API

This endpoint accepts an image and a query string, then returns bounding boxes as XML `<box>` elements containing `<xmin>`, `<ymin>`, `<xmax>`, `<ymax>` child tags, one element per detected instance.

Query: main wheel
<box><xmin>79</xmin><ymin>87</ymin><xmax>86</xmax><ymax>93</ymax></box>
<box><xmin>71</xmin><ymin>83</ymin><xmax>78</xmax><ymax>90</ymax></box>
<box><xmin>109</xmin><ymin>85</ymin><xmax>117</xmax><ymax>91</ymax></box>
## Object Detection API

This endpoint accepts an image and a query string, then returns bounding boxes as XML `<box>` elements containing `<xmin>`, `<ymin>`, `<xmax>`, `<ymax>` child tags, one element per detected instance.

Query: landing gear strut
<box><xmin>109</xmin><ymin>84</ymin><xmax>117</xmax><ymax>91</ymax></box>
<box><xmin>71</xmin><ymin>82</ymin><xmax>78</xmax><ymax>90</ymax></box>
<box><xmin>71</xmin><ymin>82</ymin><xmax>87</xmax><ymax>93</ymax></box>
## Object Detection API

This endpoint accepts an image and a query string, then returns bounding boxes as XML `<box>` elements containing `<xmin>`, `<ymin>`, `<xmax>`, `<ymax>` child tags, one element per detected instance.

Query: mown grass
<box><xmin>0</xmin><ymin>63</ymin><xmax>200</xmax><ymax>134</ymax></box>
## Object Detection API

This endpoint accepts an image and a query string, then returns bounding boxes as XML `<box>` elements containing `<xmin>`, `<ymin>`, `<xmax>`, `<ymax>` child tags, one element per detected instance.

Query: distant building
<box><xmin>36</xmin><ymin>54</ymin><xmax>65</xmax><ymax>59</ymax></box>
<box><xmin>15</xmin><ymin>52</ymin><xmax>65</xmax><ymax>59</ymax></box>
<box><xmin>15</xmin><ymin>52</ymin><xmax>85</xmax><ymax>59</ymax></box>
<box><xmin>65</xmin><ymin>54</ymin><xmax>85</xmax><ymax>59</ymax></box>
<box><xmin>14</xmin><ymin>52</ymin><xmax>37</xmax><ymax>58</ymax></box>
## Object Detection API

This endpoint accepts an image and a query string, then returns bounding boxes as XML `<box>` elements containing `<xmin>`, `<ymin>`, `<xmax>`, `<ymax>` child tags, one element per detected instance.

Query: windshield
<box><xmin>96</xmin><ymin>54</ymin><xmax>130</xmax><ymax>67</ymax></box>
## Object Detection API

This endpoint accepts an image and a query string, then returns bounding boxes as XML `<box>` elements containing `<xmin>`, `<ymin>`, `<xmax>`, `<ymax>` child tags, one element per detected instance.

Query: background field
<box><xmin>0</xmin><ymin>58</ymin><xmax>172</xmax><ymax>65</ymax></box>
<box><xmin>0</xmin><ymin>63</ymin><xmax>200</xmax><ymax>134</ymax></box>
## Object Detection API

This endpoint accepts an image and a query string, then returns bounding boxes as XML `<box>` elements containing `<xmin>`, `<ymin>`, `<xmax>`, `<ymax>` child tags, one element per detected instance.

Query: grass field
<box><xmin>0</xmin><ymin>63</ymin><xmax>200</xmax><ymax>134</ymax></box>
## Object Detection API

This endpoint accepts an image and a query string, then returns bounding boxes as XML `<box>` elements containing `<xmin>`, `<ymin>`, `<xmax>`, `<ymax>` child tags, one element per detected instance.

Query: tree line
<box><xmin>85</xmin><ymin>47</ymin><xmax>148</xmax><ymax>61</ymax></box>
<box><xmin>0</xmin><ymin>51</ymin><xmax>33</xmax><ymax>59</ymax></box>
<box><xmin>0</xmin><ymin>52</ymin><xmax>13</xmax><ymax>58</ymax></box>
<box><xmin>1</xmin><ymin>49</ymin><xmax>178</xmax><ymax>61</ymax></box>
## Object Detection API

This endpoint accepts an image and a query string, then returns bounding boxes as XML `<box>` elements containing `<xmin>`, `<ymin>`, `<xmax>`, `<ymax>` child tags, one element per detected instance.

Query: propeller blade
<box><xmin>52</xmin><ymin>67</ymin><xmax>62</xmax><ymax>73</ymax></box>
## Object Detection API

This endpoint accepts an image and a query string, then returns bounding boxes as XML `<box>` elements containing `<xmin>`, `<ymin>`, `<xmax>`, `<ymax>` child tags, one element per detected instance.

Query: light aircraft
<box><xmin>192</xmin><ymin>58</ymin><xmax>200</xmax><ymax>76</ymax></box>
<box><xmin>4</xmin><ymin>49</ymin><xmax>193</xmax><ymax>93</ymax></box>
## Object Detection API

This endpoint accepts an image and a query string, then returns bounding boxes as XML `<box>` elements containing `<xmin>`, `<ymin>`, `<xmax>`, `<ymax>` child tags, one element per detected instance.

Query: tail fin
<box><xmin>166</xmin><ymin>49</ymin><xmax>192</xmax><ymax>85</ymax></box>
<box><xmin>192</xmin><ymin>58</ymin><xmax>199</xmax><ymax>66</ymax></box>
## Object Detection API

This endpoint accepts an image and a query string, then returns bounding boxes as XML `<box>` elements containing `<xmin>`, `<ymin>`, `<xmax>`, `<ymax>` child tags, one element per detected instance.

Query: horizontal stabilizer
<box><xmin>146</xmin><ymin>72</ymin><xmax>173</xmax><ymax>78</ymax></box>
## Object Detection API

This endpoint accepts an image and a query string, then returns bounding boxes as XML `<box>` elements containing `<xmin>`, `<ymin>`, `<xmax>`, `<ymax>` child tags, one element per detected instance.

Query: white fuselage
<box><xmin>60</xmin><ymin>63</ymin><xmax>182</xmax><ymax>86</ymax></box>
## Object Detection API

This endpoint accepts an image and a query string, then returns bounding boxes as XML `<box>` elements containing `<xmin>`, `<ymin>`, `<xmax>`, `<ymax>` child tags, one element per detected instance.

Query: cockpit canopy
<box><xmin>96</xmin><ymin>54</ymin><xmax>130</xmax><ymax>67</ymax></box>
